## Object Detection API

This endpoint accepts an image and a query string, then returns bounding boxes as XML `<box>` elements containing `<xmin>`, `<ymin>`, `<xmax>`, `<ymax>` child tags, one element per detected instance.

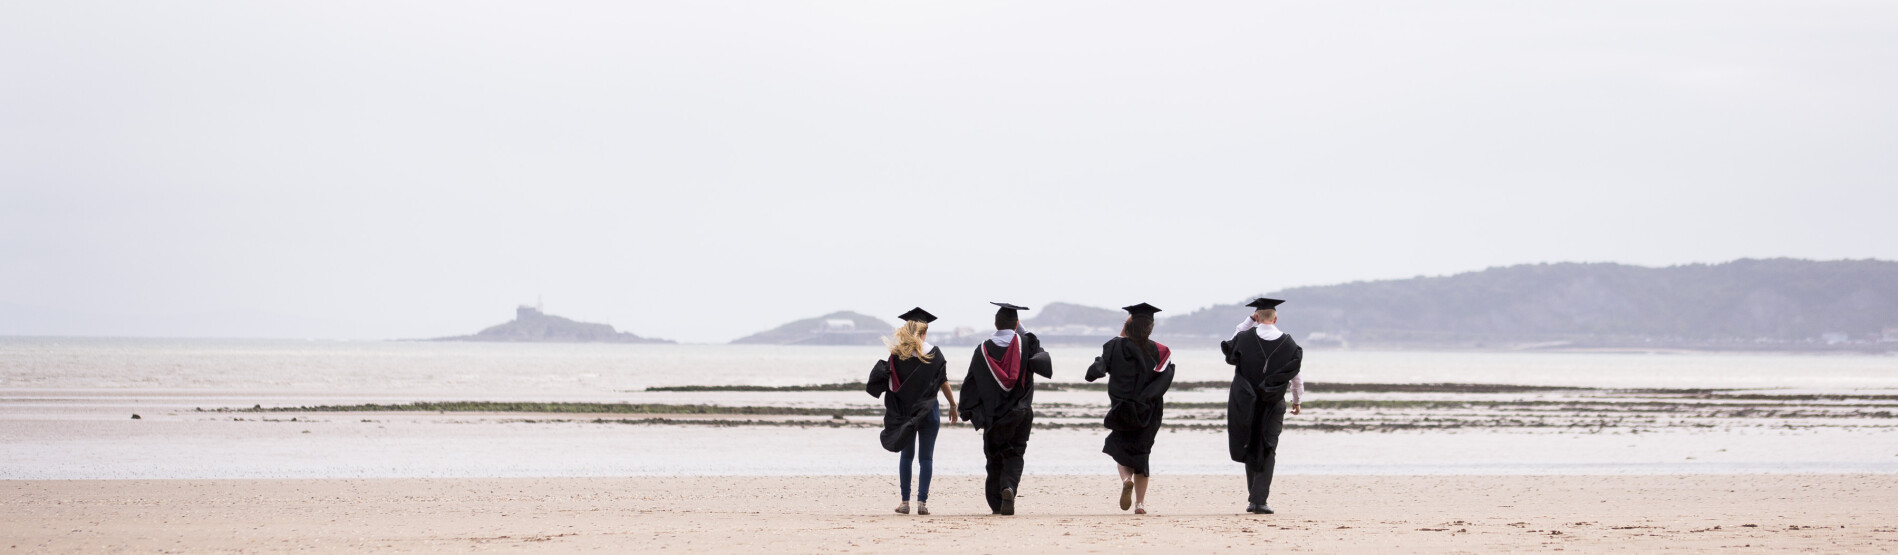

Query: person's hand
<box><xmin>1290</xmin><ymin>403</ymin><xmax>1302</xmax><ymax>415</ymax></box>
<box><xmin>947</xmin><ymin>407</ymin><xmax>959</xmax><ymax>424</ymax></box>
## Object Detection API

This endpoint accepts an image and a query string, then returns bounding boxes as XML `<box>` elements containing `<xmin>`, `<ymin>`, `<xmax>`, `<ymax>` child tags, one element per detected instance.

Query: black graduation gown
<box><xmin>1222</xmin><ymin>330</ymin><xmax>1303</xmax><ymax>463</ymax></box>
<box><xmin>957</xmin><ymin>333</ymin><xmax>1051</xmax><ymax>513</ymax></box>
<box><xmin>1085</xmin><ymin>338</ymin><xmax>1175</xmax><ymax>476</ymax></box>
<box><xmin>956</xmin><ymin>333</ymin><xmax>1052</xmax><ymax>437</ymax></box>
<box><xmin>865</xmin><ymin>347</ymin><xmax>947</xmax><ymax>453</ymax></box>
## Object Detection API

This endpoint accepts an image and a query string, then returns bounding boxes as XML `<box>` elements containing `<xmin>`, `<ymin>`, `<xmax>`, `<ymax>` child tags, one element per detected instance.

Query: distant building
<box><xmin>1044</xmin><ymin>324</ymin><xmax>1117</xmax><ymax>336</ymax></box>
<box><xmin>818</xmin><ymin>319</ymin><xmax>857</xmax><ymax>333</ymax></box>
<box><xmin>1883</xmin><ymin>327</ymin><xmax>1898</xmax><ymax>343</ymax></box>
<box><xmin>1305</xmin><ymin>332</ymin><xmax>1350</xmax><ymax>348</ymax></box>
<box><xmin>1821</xmin><ymin>332</ymin><xmax>1850</xmax><ymax>345</ymax></box>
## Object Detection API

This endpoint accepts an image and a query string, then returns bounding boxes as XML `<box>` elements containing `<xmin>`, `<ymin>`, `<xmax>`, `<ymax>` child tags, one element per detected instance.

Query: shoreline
<box><xmin>10</xmin><ymin>380</ymin><xmax>1896</xmax><ymax>480</ymax></box>
<box><xmin>7</xmin><ymin>474</ymin><xmax>1896</xmax><ymax>553</ymax></box>
<box><xmin>173</xmin><ymin>382</ymin><xmax>1897</xmax><ymax>435</ymax></box>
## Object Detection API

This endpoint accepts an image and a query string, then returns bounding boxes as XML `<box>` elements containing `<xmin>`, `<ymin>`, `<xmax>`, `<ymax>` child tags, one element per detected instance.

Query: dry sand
<box><xmin>5</xmin><ymin>474</ymin><xmax>1896</xmax><ymax>553</ymax></box>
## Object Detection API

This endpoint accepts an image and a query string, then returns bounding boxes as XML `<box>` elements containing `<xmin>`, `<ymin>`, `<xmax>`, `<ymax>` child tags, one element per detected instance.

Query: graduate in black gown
<box><xmin>957</xmin><ymin>302</ymin><xmax>1052</xmax><ymax>516</ymax></box>
<box><xmin>1222</xmin><ymin>298</ymin><xmax>1303</xmax><ymax>515</ymax></box>
<box><xmin>1085</xmin><ymin>302</ymin><xmax>1176</xmax><ymax>514</ymax></box>
<box><xmin>865</xmin><ymin>307</ymin><xmax>957</xmax><ymax>516</ymax></box>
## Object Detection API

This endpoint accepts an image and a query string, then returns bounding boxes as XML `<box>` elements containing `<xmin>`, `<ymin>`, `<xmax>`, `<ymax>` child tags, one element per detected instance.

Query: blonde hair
<box><xmin>1255</xmin><ymin>308</ymin><xmax>1277</xmax><ymax>321</ymax></box>
<box><xmin>885</xmin><ymin>321</ymin><xmax>933</xmax><ymax>361</ymax></box>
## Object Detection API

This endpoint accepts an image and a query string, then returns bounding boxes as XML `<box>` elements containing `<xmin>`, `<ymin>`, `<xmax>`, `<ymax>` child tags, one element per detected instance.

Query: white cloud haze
<box><xmin>3</xmin><ymin>1</ymin><xmax>1895</xmax><ymax>342</ymax></box>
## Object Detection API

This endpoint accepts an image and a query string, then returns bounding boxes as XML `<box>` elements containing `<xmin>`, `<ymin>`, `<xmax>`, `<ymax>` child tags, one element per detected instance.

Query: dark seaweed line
<box><xmin>569</xmin><ymin>418</ymin><xmax>1895</xmax><ymax>432</ymax></box>
<box><xmin>643</xmin><ymin>382</ymin><xmax>867</xmax><ymax>392</ymax></box>
<box><xmin>1046</xmin><ymin>409</ymin><xmax>1897</xmax><ymax>421</ymax></box>
<box><xmin>203</xmin><ymin>400</ymin><xmax>1898</xmax><ymax>419</ymax></box>
<box><xmin>645</xmin><ymin>381</ymin><xmax>1898</xmax><ymax>400</ymax></box>
<box><xmin>199</xmin><ymin>402</ymin><xmax>883</xmax><ymax>417</ymax></box>
<box><xmin>643</xmin><ymin>381</ymin><xmax>1615</xmax><ymax>394</ymax></box>
<box><xmin>577</xmin><ymin>418</ymin><xmax>875</xmax><ymax>428</ymax></box>
<box><xmin>1172</xmin><ymin>400</ymin><xmax>1898</xmax><ymax>412</ymax></box>
<box><xmin>1701</xmin><ymin>394</ymin><xmax>1898</xmax><ymax>402</ymax></box>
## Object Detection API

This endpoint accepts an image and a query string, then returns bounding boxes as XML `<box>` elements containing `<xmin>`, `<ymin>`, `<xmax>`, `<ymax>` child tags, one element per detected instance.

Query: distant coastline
<box><xmin>727</xmin><ymin>311</ymin><xmax>891</xmax><ymax>346</ymax></box>
<box><xmin>431</xmin><ymin>305</ymin><xmax>672</xmax><ymax>344</ymax></box>
<box><xmin>726</xmin><ymin>258</ymin><xmax>1898</xmax><ymax>352</ymax></box>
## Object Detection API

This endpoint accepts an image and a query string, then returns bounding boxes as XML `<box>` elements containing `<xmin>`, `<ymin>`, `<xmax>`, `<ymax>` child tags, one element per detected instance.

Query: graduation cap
<box><xmin>990</xmin><ymin>302</ymin><xmax>1030</xmax><ymax>317</ymax></box>
<box><xmin>1247</xmin><ymin>298</ymin><xmax>1286</xmax><ymax>310</ymax></box>
<box><xmin>897</xmin><ymin>307</ymin><xmax>937</xmax><ymax>324</ymax></box>
<box><xmin>1122</xmin><ymin>303</ymin><xmax>1162</xmax><ymax>316</ymax></box>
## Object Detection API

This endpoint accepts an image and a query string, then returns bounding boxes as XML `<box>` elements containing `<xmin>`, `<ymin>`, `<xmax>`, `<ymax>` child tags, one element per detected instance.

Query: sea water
<box><xmin>3</xmin><ymin>338</ymin><xmax>1895</xmax><ymax>479</ymax></box>
<box><xmin>6</xmin><ymin>337</ymin><xmax>1897</xmax><ymax>394</ymax></box>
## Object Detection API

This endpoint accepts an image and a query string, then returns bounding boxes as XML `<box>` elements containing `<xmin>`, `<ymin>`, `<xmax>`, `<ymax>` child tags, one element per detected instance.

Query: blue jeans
<box><xmin>899</xmin><ymin>401</ymin><xmax>941</xmax><ymax>502</ymax></box>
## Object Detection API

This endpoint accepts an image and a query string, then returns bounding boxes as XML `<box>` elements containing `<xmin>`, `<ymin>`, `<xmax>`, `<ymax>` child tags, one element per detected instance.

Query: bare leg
<box><xmin>1116</xmin><ymin>464</ymin><xmax>1134</xmax><ymax>511</ymax></box>
<box><xmin>1134</xmin><ymin>474</ymin><xmax>1149</xmax><ymax>507</ymax></box>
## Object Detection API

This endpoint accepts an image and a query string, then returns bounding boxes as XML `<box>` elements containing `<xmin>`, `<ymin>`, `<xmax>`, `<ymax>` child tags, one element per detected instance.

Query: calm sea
<box><xmin>5</xmin><ymin>337</ymin><xmax>1896</xmax><ymax>396</ymax></box>
<box><xmin>4</xmin><ymin>338</ymin><xmax>1895</xmax><ymax>479</ymax></box>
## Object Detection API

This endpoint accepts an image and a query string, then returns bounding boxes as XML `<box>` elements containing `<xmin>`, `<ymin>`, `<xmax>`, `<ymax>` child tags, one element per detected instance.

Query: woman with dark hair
<box><xmin>866</xmin><ymin>307</ymin><xmax>956</xmax><ymax>515</ymax></box>
<box><xmin>1085</xmin><ymin>302</ymin><xmax>1176</xmax><ymax>514</ymax></box>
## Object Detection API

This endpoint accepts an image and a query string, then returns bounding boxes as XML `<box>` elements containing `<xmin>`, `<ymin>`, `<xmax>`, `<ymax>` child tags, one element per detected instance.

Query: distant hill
<box><xmin>730</xmin><ymin>311</ymin><xmax>894</xmax><ymax>345</ymax></box>
<box><xmin>1024</xmin><ymin>302</ymin><xmax>1128</xmax><ymax>345</ymax></box>
<box><xmin>1026</xmin><ymin>302</ymin><xmax>1127</xmax><ymax>329</ymax></box>
<box><xmin>434</xmin><ymin>306</ymin><xmax>672</xmax><ymax>343</ymax></box>
<box><xmin>1162</xmin><ymin>258</ymin><xmax>1898</xmax><ymax>350</ymax></box>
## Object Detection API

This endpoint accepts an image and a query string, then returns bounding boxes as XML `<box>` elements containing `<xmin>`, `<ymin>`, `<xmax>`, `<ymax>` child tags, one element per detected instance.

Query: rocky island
<box><xmin>729</xmin><ymin>311</ymin><xmax>891</xmax><ymax>345</ymax></box>
<box><xmin>434</xmin><ymin>306</ymin><xmax>672</xmax><ymax>343</ymax></box>
<box><xmin>1020</xmin><ymin>302</ymin><xmax>1130</xmax><ymax>345</ymax></box>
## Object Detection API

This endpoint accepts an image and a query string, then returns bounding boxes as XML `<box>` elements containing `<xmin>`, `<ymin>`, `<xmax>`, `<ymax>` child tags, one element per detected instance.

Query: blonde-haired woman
<box><xmin>866</xmin><ymin>307</ymin><xmax>957</xmax><ymax>515</ymax></box>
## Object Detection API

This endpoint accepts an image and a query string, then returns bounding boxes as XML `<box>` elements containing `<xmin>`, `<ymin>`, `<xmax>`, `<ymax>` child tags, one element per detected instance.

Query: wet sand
<box><xmin>6</xmin><ymin>474</ymin><xmax>1896</xmax><ymax>553</ymax></box>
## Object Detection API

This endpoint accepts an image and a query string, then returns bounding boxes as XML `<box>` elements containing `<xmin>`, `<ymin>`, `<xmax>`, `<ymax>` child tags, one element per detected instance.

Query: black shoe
<box><xmin>1000</xmin><ymin>488</ymin><xmax>1016</xmax><ymax>515</ymax></box>
<box><xmin>1257</xmin><ymin>505</ymin><xmax>1275</xmax><ymax>514</ymax></box>
<box><xmin>1245</xmin><ymin>503</ymin><xmax>1260</xmax><ymax>514</ymax></box>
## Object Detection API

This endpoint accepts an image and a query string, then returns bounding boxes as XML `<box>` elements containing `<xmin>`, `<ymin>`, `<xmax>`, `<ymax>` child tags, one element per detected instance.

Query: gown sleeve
<box><xmin>1028</xmin><ymin>352</ymin><xmax>1053</xmax><ymax>379</ymax></box>
<box><xmin>957</xmin><ymin>347</ymin><xmax>983</xmax><ymax>424</ymax></box>
<box><xmin>1142</xmin><ymin>363</ymin><xmax>1176</xmax><ymax>400</ymax></box>
<box><xmin>1084</xmin><ymin>341</ymin><xmax>1112</xmax><ymax>382</ymax></box>
<box><xmin>926</xmin><ymin>349</ymin><xmax>949</xmax><ymax>391</ymax></box>
<box><xmin>1105</xmin><ymin>345</ymin><xmax>1139</xmax><ymax>405</ymax></box>
<box><xmin>1023</xmin><ymin>334</ymin><xmax>1053</xmax><ymax>378</ymax></box>
<box><xmin>865</xmin><ymin>359</ymin><xmax>891</xmax><ymax>398</ymax></box>
<box><xmin>1261</xmin><ymin>340</ymin><xmax>1303</xmax><ymax>385</ymax></box>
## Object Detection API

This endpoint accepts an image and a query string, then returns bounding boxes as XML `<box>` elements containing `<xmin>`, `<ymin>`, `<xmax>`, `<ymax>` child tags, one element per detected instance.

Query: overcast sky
<box><xmin>3</xmin><ymin>1</ymin><xmax>1895</xmax><ymax>342</ymax></box>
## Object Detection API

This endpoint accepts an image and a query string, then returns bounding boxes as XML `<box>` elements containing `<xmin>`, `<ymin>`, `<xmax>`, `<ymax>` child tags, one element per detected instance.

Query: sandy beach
<box><xmin>6</xmin><ymin>474</ymin><xmax>1896</xmax><ymax>553</ymax></box>
<box><xmin>7</xmin><ymin>342</ymin><xmax>1896</xmax><ymax>552</ymax></box>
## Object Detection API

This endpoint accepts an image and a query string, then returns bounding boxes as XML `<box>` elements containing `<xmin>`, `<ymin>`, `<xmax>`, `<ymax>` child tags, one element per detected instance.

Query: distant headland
<box><xmin>728</xmin><ymin>311</ymin><xmax>892</xmax><ymax>345</ymax></box>
<box><xmin>1162</xmin><ymin>257</ymin><xmax>1898</xmax><ymax>351</ymax></box>
<box><xmin>425</xmin><ymin>258</ymin><xmax>1897</xmax><ymax>351</ymax></box>
<box><xmin>730</xmin><ymin>258</ymin><xmax>1898</xmax><ymax>351</ymax></box>
<box><xmin>433</xmin><ymin>306</ymin><xmax>672</xmax><ymax>344</ymax></box>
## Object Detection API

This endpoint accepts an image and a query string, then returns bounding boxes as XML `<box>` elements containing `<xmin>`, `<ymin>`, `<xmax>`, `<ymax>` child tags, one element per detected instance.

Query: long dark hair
<box><xmin>1122</xmin><ymin>315</ymin><xmax>1158</xmax><ymax>362</ymax></box>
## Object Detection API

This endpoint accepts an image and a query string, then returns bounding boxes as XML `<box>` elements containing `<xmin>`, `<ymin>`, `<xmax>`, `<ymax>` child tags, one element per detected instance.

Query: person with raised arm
<box><xmin>1222</xmin><ymin>298</ymin><xmax>1303</xmax><ymax>515</ymax></box>
<box><xmin>956</xmin><ymin>302</ymin><xmax>1052</xmax><ymax>516</ymax></box>
<box><xmin>1085</xmin><ymin>303</ymin><xmax>1176</xmax><ymax>515</ymax></box>
<box><xmin>865</xmin><ymin>307</ymin><xmax>956</xmax><ymax>516</ymax></box>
